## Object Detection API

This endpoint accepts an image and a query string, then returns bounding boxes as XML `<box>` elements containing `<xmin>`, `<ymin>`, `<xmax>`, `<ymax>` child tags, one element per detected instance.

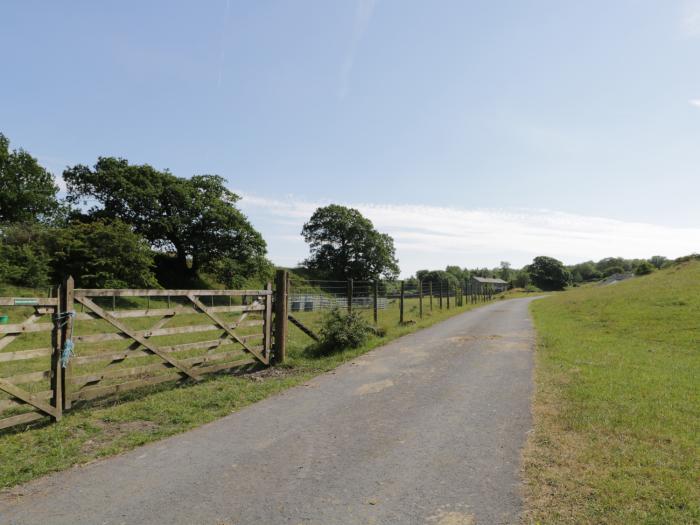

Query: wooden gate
<box><xmin>66</xmin><ymin>282</ymin><xmax>273</xmax><ymax>406</ymax></box>
<box><xmin>0</xmin><ymin>279</ymin><xmax>276</xmax><ymax>431</ymax></box>
<box><xmin>0</xmin><ymin>294</ymin><xmax>63</xmax><ymax>430</ymax></box>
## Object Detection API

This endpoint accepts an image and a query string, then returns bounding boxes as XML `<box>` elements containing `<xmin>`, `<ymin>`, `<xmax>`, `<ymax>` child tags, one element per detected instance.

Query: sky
<box><xmin>2</xmin><ymin>1</ymin><xmax>700</xmax><ymax>276</ymax></box>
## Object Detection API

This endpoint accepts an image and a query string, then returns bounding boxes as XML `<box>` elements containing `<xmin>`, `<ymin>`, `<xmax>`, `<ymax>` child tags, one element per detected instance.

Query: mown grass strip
<box><xmin>524</xmin><ymin>261</ymin><xmax>700</xmax><ymax>524</ymax></box>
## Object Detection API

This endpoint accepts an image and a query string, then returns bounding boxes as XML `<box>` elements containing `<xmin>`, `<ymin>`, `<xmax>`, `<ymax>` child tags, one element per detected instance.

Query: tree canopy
<box><xmin>301</xmin><ymin>204</ymin><xmax>399</xmax><ymax>281</ymax></box>
<box><xmin>0</xmin><ymin>133</ymin><xmax>59</xmax><ymax>223</ymax></box>
<box><xmin>527</xmin><ymin>256</ymin><xmax>571</xmax><ymax>291</ymax></box>
<box><xmin>63</xmin><ymin>157</ymin><xmax>269</xmax><ymax>285</ymax></box>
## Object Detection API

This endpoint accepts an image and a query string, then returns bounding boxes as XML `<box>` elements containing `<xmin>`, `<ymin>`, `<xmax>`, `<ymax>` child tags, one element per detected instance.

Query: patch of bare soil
<box><xmin>81</xmin><ymin>420</ymin><xmax>159</xmax><ymax>455</ymax></box>
<box><xmin>246</xmin><ymin>366</ymin><xmax>295</xmax><ymax>382</ymax></box>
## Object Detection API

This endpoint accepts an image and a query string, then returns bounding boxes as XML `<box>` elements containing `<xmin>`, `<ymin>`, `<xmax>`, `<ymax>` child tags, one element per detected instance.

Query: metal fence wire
<box><xmin>285</xmin><ymin>277</ymin><xmax>497</xmax><ymax>347</ymax></box>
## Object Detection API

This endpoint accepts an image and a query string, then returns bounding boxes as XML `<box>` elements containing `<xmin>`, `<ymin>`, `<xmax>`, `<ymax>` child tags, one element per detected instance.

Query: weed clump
<box><xmin>318</xmin><ymin>309</ymin><xmax>373</xmax><ymax>353</ymax></box>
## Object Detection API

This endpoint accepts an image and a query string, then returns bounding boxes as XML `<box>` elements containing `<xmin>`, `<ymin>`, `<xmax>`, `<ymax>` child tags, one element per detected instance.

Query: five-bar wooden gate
<box><xmin>0</xmin><ymin>278</ymin><xmax>278</xmax><ymax>432</ymax></box>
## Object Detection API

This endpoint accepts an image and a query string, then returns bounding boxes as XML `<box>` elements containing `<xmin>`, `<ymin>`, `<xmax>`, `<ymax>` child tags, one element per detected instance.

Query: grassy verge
<box><xmin>524</xmin><ymin>262</ymin><xmax>700</xmax><ymax>524</ymax></box>
<box><xmin>0</xmin><ymin>297</ymin><xmax>483</xmax><ymax>489</ymax></box>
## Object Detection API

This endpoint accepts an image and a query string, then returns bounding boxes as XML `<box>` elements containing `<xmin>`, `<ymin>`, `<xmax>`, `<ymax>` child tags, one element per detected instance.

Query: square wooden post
<box><xmin>418</xmin><ymin>280</ymin><xmax>423</xmax><ymax>319</ymax></box>
<box><xmin>429</xmin><ymin>282</ymin><xmax>433</xmax><ymax>311</ymax></box>
<box><xmin>447</xmin><ymin>283</ymin><xmax>451</xmax><ymax>309</ymax></box>
<box><xmin>373</xmin><ymin>281</ymin><xmax>379</xmax><ymax>325</ymax></box>
<box><xmin>399</xmin><ymin>280</ymin><xmax>405</xmax><ymax>324</ymax></box>
<box><xmin>59</xmin><ymin>275</ymin><xmax>75</xmax><ymax>412</ymax></box>
<box><xmin>439</xmin><ymin>282</ymin><xmax>443</xmax><ymax>309</ymax></box>
<box><xmin>263</xmin><ymin>281</ymin><xmax>272</xmax><ymax>360</ymax></box>
<box><xmin>274</xmin><ymin>270</ymin><xmax>288</xmax><ymax>364</ymax></box>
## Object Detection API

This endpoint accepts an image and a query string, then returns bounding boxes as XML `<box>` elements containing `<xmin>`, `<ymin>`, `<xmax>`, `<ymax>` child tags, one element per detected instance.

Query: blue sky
<box><xmin>3</xmin><ymin>1</ymin><xmax>700</xmax><ymax>275</ymax></box>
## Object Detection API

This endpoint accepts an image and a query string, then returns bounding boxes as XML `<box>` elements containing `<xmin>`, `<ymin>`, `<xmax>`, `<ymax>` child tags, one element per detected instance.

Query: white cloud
<box><xmin>237</xmin><ymin>193</ymin><xmax>700</xmax><ymax>277</ymax></box>
<box><xmin>681</xmin><ymin>0</ymin><xmax>700</xmax><ymax>36</ymax></box>
<box><xmin>690</xmin><ymin>99</ymin><xmax>700</xmax><ymax>108</ymax></box>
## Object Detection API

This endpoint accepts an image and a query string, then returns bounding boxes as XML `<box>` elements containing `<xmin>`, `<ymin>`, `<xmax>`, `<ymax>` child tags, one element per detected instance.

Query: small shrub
<box><xmin>635</xmin><ymin>261</ymin><xmax>655</xmax><ymax>276</ymax></box>
<box><xmin>525</xmin><ymin>284</ymin><xmax>542</xmax><ymax>293</ymax></box>
<box><xmin>319</xmin><ymin>309</ymin><xmax>373</xmax><ymax>353</ymax></box>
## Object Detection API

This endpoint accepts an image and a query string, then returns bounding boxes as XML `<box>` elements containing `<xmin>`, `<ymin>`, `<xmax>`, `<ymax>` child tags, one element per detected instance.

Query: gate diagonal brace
<box><xmin>75</xmin><ymin>296</ymin><xmax>200</xmax><ymax>380</ymax></box>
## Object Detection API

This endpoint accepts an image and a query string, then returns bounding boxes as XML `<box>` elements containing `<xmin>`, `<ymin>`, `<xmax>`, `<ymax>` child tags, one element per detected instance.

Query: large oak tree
<box><xmin>301</xmin><ymin>204</ymin><xmax>399</xmax><ymax>281</ymax></box>
<box><xmin>64</xmin><ymin>157</ymin><xmax>268</xmax><ymax>285</ymax></box>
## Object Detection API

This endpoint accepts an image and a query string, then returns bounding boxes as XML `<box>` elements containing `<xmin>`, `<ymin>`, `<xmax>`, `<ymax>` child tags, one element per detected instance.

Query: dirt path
<box><xmin>0</xmin><ymin>297</ymin><xmax>539</xmax><ymax>525</ymax></box>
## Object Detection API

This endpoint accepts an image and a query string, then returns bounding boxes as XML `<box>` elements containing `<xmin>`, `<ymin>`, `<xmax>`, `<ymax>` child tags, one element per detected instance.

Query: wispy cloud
<box><xmin>238</xmin><ymin>193</ymin><xmax>700</xmax><ymax>276</ymax></box>
<box><xmin>681</xmin><ymin>0</ymin><xmax>700</xmax><ymax>36</ymax></box>
<box><xmin>690</xmin><ymin>99</ymin><xmax>700</xmax><ymax>108</ymax></box>
<box><xmin>338</xmin><ymin>0</ymin><xmax>378</xmax><ymax>99</ymax></box>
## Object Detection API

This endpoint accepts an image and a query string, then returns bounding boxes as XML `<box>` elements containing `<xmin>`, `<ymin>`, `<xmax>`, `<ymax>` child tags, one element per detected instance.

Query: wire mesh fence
<box><xmin>285</xmin><ymin>277</ymin><xmax>498</xmax><ymax>349</ymax></box>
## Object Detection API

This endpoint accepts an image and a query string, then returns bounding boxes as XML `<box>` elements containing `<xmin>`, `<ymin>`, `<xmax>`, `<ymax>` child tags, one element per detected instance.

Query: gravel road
<box><xmin>0</xmin><ymin>297</ymin><xmax>539</xmax><ymax>525</ymax></box>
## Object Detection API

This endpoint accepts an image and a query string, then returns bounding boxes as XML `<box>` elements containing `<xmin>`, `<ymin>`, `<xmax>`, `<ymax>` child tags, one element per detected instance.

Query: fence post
<box><xmin>58</xmin><ymin>275</ymin><xmax>74</xmax><ymax>413</ymax></box>
<box><xmin>429</xmin><ymin>282</ymin><xmax>433</xmax><ymax>311</ymax></box>
<box><xmin>419</xmin><ymin>280</ymin><xmax>423</xmax><ymax>319</ymax></box>
<box><xmin>50</xmin><ymin>283</ymin><xmax>63</xmax><ymax>421</ymax></box>
<box><xmin>274</xmin><ymin>270</ymin><xmax>288</xmax><ymax>364</ymax></box>
<box><xmin>447</xmin><ymin>283</ymin><xmax>451</xmax><ymax>309</ymax></box>
<box><xmin>373</xmin><ymin>281</ymin><xmax>379</xmax><ymax>324</ymax></box>
<box><xmin>439</xmin><ymin>282</ymin><xmax>443</xmax><ymax>309</ymax></box>
<box><xmin>264</xmin><ymin>281</ymin><xmax>273</xmax><ymax>360</ymax></box>
<box><xmin>399</xmin><ymin>280</ymin><xmax>405</xmax><ymax>324</ymax></box>
<box><xmin>347</xmin><ymin>278</ymin><xmax>353</xmax><ymax>314</ymax></box>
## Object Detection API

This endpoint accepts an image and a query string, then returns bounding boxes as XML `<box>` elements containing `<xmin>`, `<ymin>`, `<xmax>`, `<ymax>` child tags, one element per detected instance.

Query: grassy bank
<box><xmin>524</xmin><ymin>261</ymin><xmax>700</xmax><ymax>524</ymax></box>
<box><xmin>0</xmin><ymin>297</ymin><xmax>482</xmax><ymax>489</ymax></box>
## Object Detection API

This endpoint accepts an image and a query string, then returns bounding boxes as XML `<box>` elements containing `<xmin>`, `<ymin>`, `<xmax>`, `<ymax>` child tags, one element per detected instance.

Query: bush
<box><xmin>527</xmin><ymin>256</ymin><xmax>571</xmax><ymax>291</ymax></box>
<box><xmin>319</xmin><ymin>309</ymin><xmax>373</xmax><ymax>353</ymax></box>
<box><xmin>604</xmin><ymin>266</ymin><xmax>625</xmax><ymax>277</ymax></box>
<box><xmin>635</xmin><ymin>261</ymin><xmax>655</xmax><ymax>276</ymax></box>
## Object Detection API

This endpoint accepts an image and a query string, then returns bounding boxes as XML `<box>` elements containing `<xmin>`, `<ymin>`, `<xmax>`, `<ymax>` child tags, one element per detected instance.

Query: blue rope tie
<box><xmin>55</xmin><ymin>311</ymin><xmax>76</xmax><ymax>368</ymax></box>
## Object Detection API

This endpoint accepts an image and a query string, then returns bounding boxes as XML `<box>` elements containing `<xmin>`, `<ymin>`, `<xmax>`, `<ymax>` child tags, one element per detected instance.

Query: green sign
<box><xmin>14</xmin><ymin>298</ymin><xmax>39</xmax><ymax>306</ymax></box>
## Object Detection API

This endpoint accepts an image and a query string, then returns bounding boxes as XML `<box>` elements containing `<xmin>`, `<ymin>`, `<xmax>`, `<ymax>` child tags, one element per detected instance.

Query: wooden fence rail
<box><xmin>0</xmin><ymin>276</ymin><xmax>287</xmax><ymax>432</ymax></box>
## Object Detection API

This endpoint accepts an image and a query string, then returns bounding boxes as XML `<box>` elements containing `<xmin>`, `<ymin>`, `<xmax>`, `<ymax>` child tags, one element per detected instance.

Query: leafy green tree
<box><xmin>301</xmin><ymin>204</ymin><xmax>399</xmax><ymax>281</ymax></box>
<box><xmin>603</xmin><ymin>266</ymin><xmax>625</xmax><ymax>277</ymax></box>
<box><xmin>649</xmin><ymin>255</ymin><xmax>668</xmax><ymax>269</ymax></box>
<box><xmin>49</xmin><ymin>220</ymin><xmax>158</xmax><ymax>288</ymax></box>
<box><xmin>0</xmin><ymin>133</ymin><xmax>59</xmax><ymax>222</ymax></box>
<box><xmin>63</xmin><ymin>157</ymin><xmax>268</xmax><ymax>285</ymax></box>
<box><xmin>512</xmin><ymin>269</ymin><xmax>530</xmax><ymax>288</ymax></box>
<box><xmin>570</xmin><ymin>261</ymin><xmax>601</xmax><ymax>281</ymax></box>
<box><xmin>527</xmin><ymin>256</ymin><xmax>571</xmax><ymax>291</ymax></box>
<box><xmin>415</xmin><ymin>270</ymin><xmax>459</xmax><ymax>288</ymax></box>
<box><xmin>0</xmin><ymin>223</ymin><xmax>51</xmax><ymax>287</ymax></box>
<box><xmin>635</xmin><ymin>260</ymin><xmax>655</xmax><ymax>276</ymax></box>
<box><xmin>499</xmin><ymin>261</ymin><xmax>512</xmax><ymax>281</ymax></box>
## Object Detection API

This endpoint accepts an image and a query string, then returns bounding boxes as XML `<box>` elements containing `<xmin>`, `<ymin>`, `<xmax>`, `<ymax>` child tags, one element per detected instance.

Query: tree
<box><xmin>527</xmin><ymin>256</ymin><xmax>571</xmax><ymax>291</ymax></box>
<box><xmin>649</xmin><ymin>255</ymin><xmax>668</xmax><ymax>269</ymax></box>
<box><xmin>416</xmin><ymin>270</ymin><xmax>459</xmax><ymax>288</ymax></box>
<box><xmin>512</xmin><ymin>269</ymin><xmax>530</xmax><ymax>288</ymax></box>
<box><xmin>301</xmin><ymin>204</ymin><xmax>399</xmax><ymax>281</ymax></box>
<box><xmin>48</xmin><ymin>220</ymin><xmax>158</xmax><ymax>288</ymax></box>
<box><xmin>0</xmin><ymin>133</ymin><xmax>59</xmax><ymax>222</ymax></box>
<box><xmin>499</xmin><ymin>261</ymin><xmax>512</xmax><ymax>282</ymax></box>
<box><xmin>0</xmin><ymin>223</ymin><xmax>51</xmax><ymax>288</ymax></box>
<box><xmin>603</xmin><ymin>265</ymin><xmax>625</xmax><ymax>277</ymax></box>
<box><xmin>63</xmin><ymin>157</ymin><xmax>268</xmax><ymax>285</ymax></box>
<box><xmin>635</xmin><ymin>260</ymin><xmax>655</xmax><ymax>276</ymax></box>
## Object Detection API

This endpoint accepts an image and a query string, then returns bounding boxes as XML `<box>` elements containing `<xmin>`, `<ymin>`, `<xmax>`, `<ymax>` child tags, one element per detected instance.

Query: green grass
<box><xmin>524</xmin><ymin>261</ymin><xmax>700</xmax><ymax>524</ymax></box>
<box><xmin>0</xmin><ymin>294</ymin><xmax>483</xmax><ymax>489</ymax></box>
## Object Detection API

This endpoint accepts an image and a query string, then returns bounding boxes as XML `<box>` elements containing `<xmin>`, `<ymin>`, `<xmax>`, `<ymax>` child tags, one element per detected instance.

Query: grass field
<box><xmin>524</xmin><ymin>261</ymin><xmax>700</xmax><ymax>524</ymax></box>
<box><xmin>0</xmin><ymin>293</ymin><xmax>484</xmax><ymax>489</ymax></box>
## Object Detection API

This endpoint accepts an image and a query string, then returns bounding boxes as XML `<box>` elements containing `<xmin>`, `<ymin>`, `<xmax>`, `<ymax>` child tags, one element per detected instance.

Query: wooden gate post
<box><xmin>373</xmin><ymin>281</ymin><xmax>379</xmax><ymax>325</ymax></box>
<box><xmin>50</xmin><ymin>283</ymin><xmax>63</xmax><ymax>421</ymax></box>
<box><xmin>418</xmin><ymin>280</ymin><xmax>423</xmax><ymax>319</ymax></box>
<box><xmin>274</xmin><ymin>270</ymin><xmax>288</xmax><ymax>364</ymax></box>
<box><xmin>58</xmin><ymin>275</ymin><xmax>75</xmax><ymax>413</ymax></box>
<box><xmin>347</xmin><ymin>279</ymin><xmax>353</xmax><ymax>314</ymax></box>
<box><xmin>399</xmin><ymin>281</ymin><xmax>405</xmax><ymax>324</ymax></box>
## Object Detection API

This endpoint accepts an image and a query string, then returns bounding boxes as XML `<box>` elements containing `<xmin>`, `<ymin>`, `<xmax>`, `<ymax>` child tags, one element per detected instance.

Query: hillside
<box><xmin>524</xmin><ymin>261</ymin><xmax>700</xmax><ymax>523</ymax></box>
